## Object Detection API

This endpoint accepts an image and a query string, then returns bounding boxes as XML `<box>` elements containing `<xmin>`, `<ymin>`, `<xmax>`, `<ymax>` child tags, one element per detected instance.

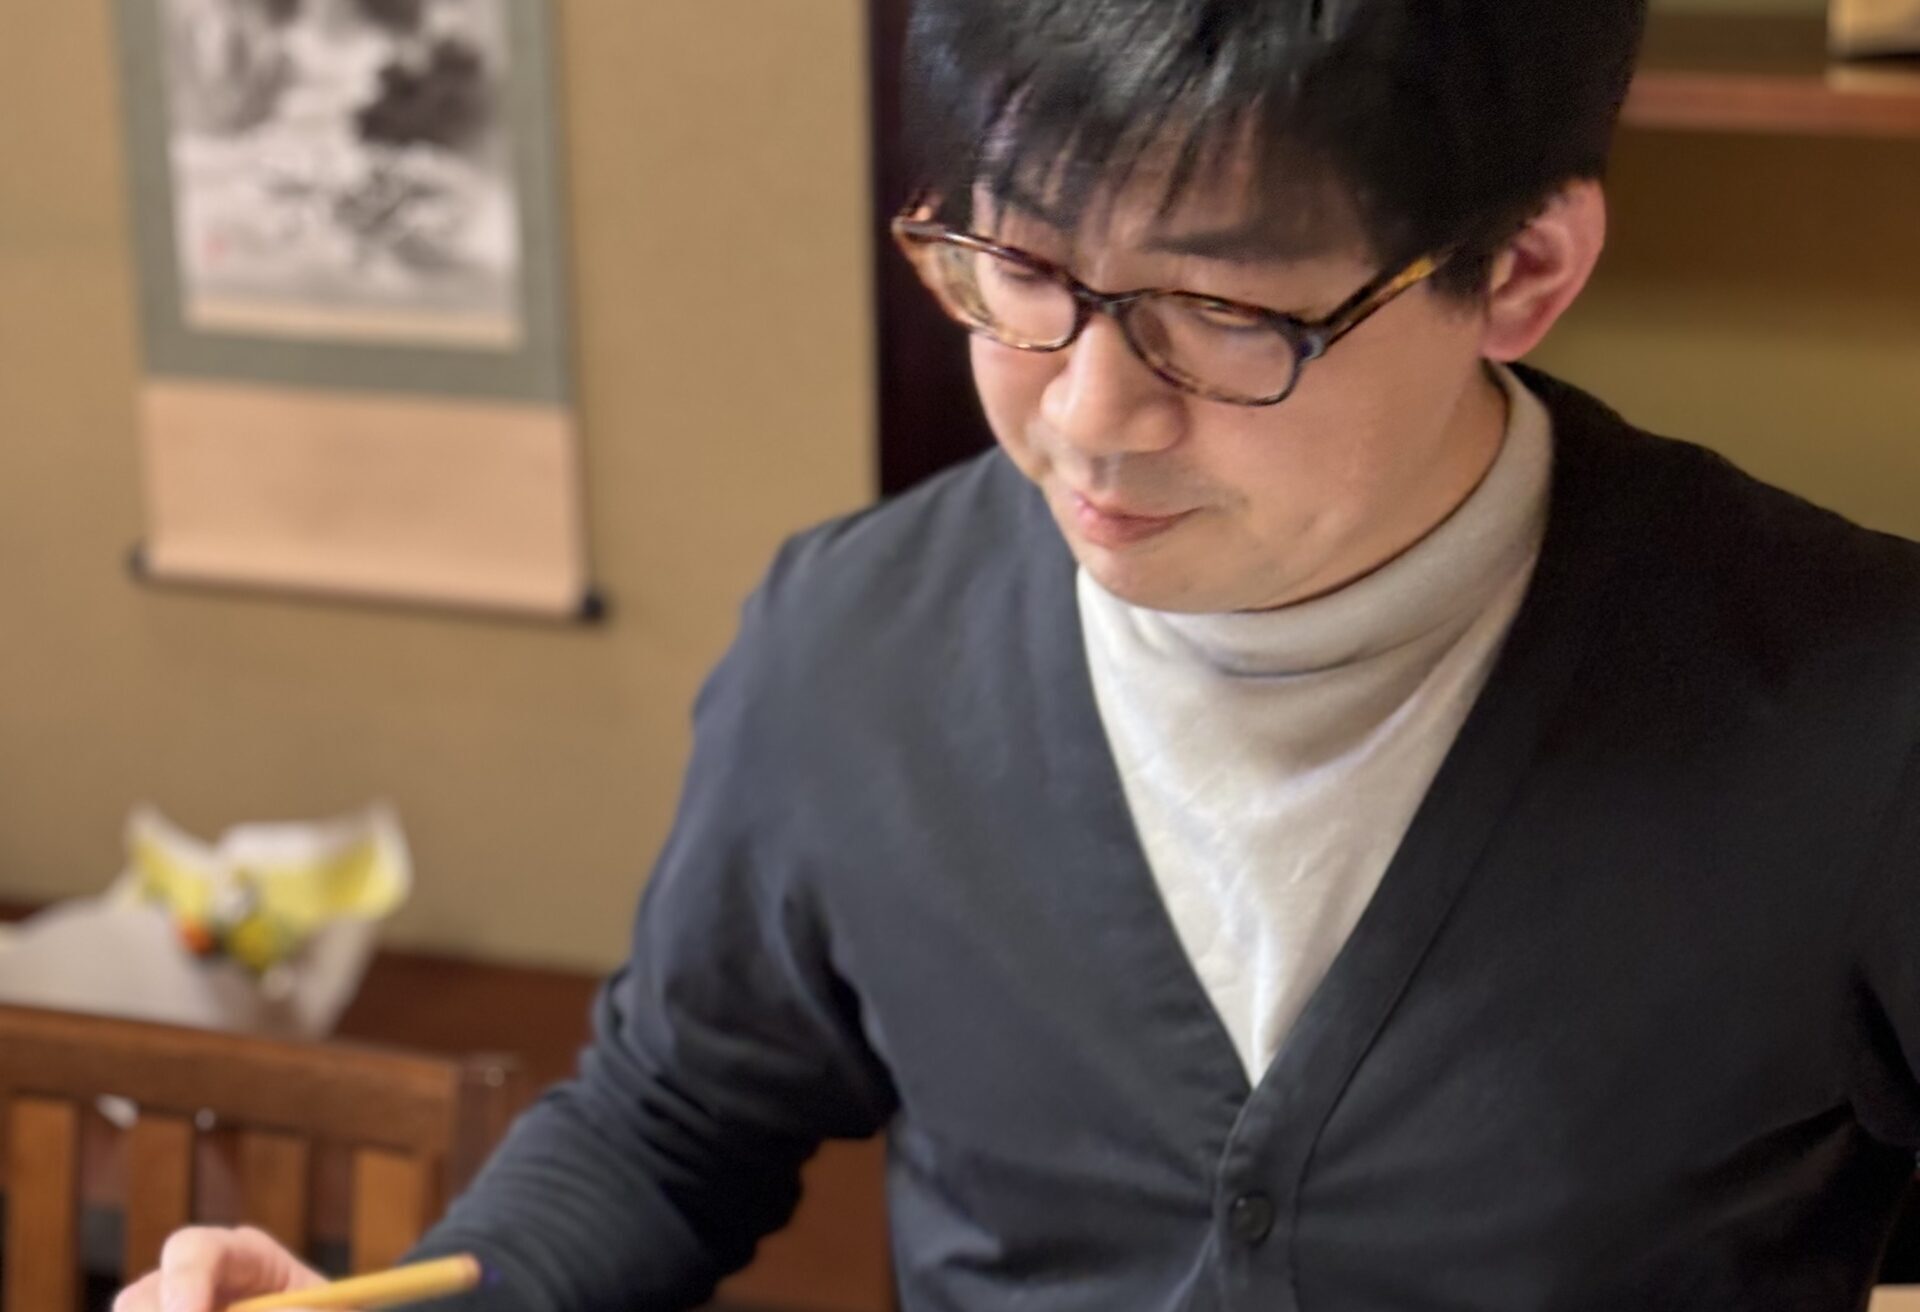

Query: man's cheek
<box><xmin>971</xmin><ymin>350</ymin><xmax>1045</xmax><ymax>455</ymax></box>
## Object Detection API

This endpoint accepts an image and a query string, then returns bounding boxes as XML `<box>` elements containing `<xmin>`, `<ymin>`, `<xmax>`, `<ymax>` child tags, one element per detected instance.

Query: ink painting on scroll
<box><xmin>155</xmin><ymin>0</ymin><xmax>526</xmax><ymax>349</ymax></box>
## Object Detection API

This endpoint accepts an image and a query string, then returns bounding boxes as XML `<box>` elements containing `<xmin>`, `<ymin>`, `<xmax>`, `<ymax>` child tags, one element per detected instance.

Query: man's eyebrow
<box><xmin>990</xmin><ymin>183</ymin><xmax>1337</xmax><ymax>265</ymax></box>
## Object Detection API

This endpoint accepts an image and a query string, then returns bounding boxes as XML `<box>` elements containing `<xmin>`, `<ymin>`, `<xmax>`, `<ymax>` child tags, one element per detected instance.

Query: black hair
<box><xmin>904</xmin><ymin>0</ymin><xmax>1648</xmax><ymax>297</ymax></box>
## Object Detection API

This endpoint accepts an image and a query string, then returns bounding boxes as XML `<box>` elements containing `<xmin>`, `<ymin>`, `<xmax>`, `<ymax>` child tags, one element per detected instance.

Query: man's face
<box><xmin>970</xmin><ymin>173</ymin><xmax>1506</xmax><ymax>615</ymax></box>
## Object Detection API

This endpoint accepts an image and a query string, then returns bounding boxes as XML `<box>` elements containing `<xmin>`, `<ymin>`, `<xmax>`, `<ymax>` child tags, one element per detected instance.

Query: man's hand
<box><xmin>114</xmin><ymin>1226</ymin><xmax>328</xmax><ymax>1312</ymax></box>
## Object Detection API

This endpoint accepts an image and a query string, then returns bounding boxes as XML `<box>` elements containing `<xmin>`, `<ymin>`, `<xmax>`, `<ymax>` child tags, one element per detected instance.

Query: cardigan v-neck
<box><xmin>1078</xmin><ymin>365</ymin><xmax>1553</xmax><ymax>1081</ymax></box>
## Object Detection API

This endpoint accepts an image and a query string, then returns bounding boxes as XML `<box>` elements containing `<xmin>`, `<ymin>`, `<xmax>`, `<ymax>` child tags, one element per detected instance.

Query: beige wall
<box><xmin>1537</xmin><ymin>128</ymin><xmax>1920</xmax><ymax>539</ymax></box>
<box><xmin>0</xmin><ymin>2</ymin><xmax>874</xmax><ymax>970</ymax></box>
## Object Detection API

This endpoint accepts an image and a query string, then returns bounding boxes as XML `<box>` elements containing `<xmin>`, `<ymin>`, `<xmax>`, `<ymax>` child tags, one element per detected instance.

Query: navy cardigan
<box><xmin>418</xmin><ymin>369</ymin><xmax>1920</xmax><ymax>1311</ymax></box>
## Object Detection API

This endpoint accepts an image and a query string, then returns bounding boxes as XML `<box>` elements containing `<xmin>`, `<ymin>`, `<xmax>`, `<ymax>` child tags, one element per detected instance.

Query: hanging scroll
<box><xmin>114</xmin><ymin>0</ymin><xmax>593</xmax><ymax>619</ymax></box>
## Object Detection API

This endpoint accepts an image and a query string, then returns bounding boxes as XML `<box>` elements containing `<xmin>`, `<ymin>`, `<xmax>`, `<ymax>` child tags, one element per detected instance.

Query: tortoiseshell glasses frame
<box><xmin>891</xmin><ymin>195</ymin><xmax>1451</xmax><ymax>408</ymax></box>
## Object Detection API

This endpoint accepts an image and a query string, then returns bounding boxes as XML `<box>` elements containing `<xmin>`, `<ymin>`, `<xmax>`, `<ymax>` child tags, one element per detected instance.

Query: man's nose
<box><xmin>1037</xmin><ymin>314</ymin><xmax>1185</xmax><ymax>459</ymax></box>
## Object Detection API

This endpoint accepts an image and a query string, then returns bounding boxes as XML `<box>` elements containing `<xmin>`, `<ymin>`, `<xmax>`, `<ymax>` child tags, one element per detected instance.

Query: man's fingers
<box><xmin>112</xmin><ymin>1269</ymin><xmax>162</xmax><ymax>1312</ymax></box>
<box><xmin>224</xmin><ymin>1226</ymin><xmax>326</xmax><ymax>1296</ymax></box>
<box><xmin>153</xmin><ymin>1226</ymin><xmax>324</xmax><ymax>1312</ymax></box>
<box><xmin>156</xmin><ymin>1229</ymin><xmax>225</xmax><ymax>1312</ymax></box>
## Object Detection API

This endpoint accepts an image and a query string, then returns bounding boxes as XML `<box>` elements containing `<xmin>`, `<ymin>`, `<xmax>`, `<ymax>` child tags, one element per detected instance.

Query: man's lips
<box><xmin>1068</xmin><ymin>492</ymin><xmax>1195</xmax><ymax>548</ymax></box>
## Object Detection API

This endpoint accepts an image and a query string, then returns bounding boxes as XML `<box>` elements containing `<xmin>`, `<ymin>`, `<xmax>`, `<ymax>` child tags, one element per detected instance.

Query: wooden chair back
<box><xmin>0</xmin><ymin>1004</ymin><xmax>524</xmax><ymax>1312</ymax></box>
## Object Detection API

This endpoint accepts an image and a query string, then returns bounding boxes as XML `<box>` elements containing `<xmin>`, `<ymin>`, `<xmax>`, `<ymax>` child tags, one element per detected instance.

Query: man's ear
<box><xmin>1480</xmin><ymin>181</ymin><xmax>1608</xmax><ymax>362</ymax></box>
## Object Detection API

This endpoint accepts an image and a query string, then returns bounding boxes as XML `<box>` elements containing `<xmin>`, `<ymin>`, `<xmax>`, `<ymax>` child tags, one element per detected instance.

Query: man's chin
<box><xmin>1044</xmin><ymin>499</ymin><xmax>1234</xmax><ymax>612</ymax></box>
<box><xmin>1074</xmin><ymin>547</ymin><xmax>1216</xmax><ymax>615</ymax></box>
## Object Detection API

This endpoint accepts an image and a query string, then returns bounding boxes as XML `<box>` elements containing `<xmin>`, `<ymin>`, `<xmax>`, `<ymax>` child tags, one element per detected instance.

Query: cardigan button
<box><xmin>1229</xmin><ymin>1192</ymin><xmax>1275</xmax><ymax>1246</ymax></box>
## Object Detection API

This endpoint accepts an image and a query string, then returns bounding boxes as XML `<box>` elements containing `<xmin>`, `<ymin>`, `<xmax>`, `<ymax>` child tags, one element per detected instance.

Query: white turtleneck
<box><xmin>1078</xmin><ymin>366</ymin><xmax>1554</xmax><ymax>1083</ymax></box>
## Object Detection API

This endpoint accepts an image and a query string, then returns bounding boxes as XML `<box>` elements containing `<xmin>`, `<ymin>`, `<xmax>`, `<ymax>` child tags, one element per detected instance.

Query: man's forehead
<box><xmin>975</xmin><ymin>148</ymin><xmax>1364</xmax><ymax>265</ymax></box>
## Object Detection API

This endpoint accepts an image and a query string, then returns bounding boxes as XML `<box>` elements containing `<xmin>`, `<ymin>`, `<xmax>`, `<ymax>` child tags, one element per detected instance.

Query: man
<box><xmin>118</xmin><ymin>1</ymin><xmax>1920</xmax><ymax>1309</ymax></box>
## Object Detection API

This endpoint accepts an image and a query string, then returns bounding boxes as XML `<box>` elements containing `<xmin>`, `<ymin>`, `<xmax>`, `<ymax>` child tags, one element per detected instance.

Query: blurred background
<box><xmin>0</xmin><ymin>0</ymin><xmax>874</xmax><ymax>974</ymax></box>
<box><xmin>0</xmin><ymin>0</ymin><xmax>1916</xmax><ymax>1309</ymax></box>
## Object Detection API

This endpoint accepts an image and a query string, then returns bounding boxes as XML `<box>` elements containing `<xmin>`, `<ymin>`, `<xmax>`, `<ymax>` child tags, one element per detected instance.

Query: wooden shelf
<box><xmin>1626</xmin><ymin>14</ymin><xmax>1920</xmax><ymax>138</ymax></box>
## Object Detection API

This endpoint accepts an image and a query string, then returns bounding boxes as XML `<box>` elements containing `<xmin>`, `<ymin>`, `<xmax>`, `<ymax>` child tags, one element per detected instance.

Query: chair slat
<box><xmin>6</xmin><ymin>1096</ymin><xmax>79</xmax><ymax>1312</ymax></box>
<box><xmin>350</xmin><ymin>1148</ymin><xmax>434</xmax><ymax>1274</ymax></box>
<box><xmin>125</xmin><ymin>1111</ymin><xmax>195</xmax><ymax>1280</ymax></box>
<box><xmin>239</xmin><ymin>1129</ymin><xmax>311</xmax><ymax>1252</ymax></box>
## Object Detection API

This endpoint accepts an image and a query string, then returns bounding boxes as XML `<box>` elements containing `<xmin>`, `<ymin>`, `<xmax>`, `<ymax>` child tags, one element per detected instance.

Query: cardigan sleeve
<box><xmin>403</xmin><ymin>563</ymin><xmax>899</xmax><ymax>1312</ymax></box>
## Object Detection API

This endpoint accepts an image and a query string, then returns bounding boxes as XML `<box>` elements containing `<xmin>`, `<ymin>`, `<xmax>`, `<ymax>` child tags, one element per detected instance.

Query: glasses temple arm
<box><xmin>1314</xmin><ymin>253</ymin><xmax>1446</xmax><ymax>350</ymax></box>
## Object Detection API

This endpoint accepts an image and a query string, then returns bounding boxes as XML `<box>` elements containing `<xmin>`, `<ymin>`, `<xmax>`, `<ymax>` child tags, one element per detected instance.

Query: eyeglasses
<box><xmin>891</xmin><ymin>197</ymin><xmax>1449</xmax><ymax>408</ymax></box>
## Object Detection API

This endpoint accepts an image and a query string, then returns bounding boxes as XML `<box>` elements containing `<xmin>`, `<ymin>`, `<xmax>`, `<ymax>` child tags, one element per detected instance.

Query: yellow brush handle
<box><xmin>227</xmin><ymin>1255</ymin><xmax>484</xmax><ymax>1312</ymax></box>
